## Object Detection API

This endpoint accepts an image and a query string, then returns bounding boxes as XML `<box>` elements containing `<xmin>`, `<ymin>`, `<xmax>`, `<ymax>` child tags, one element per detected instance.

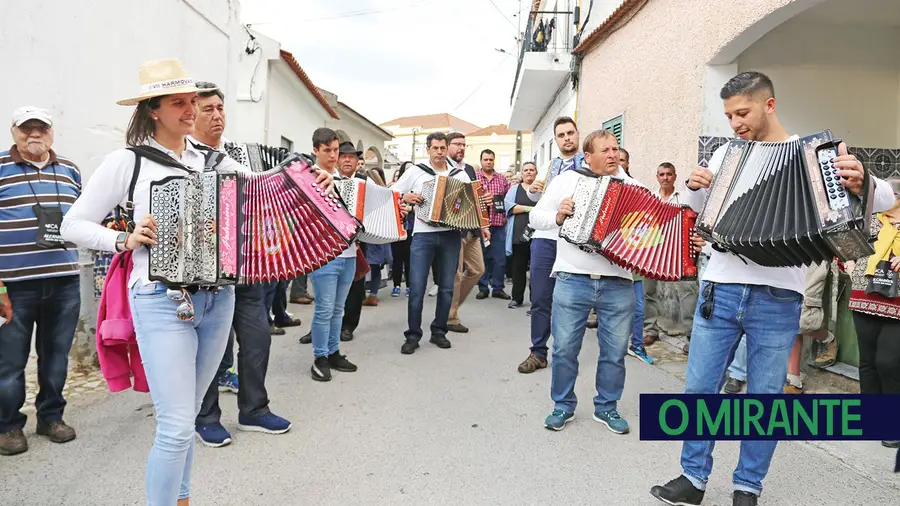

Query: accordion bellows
<box><xmin>696</xmin><ymin>130</ymin><xmax>874</xmax><ymax>267</ymax></box>
<box><xmin>416</xmin><ymin>175</ymin><xmax>490</xmax><ymax>230</ymax></box>
<box><xmin>560</xmin><ymin>176</ymin><xmax>698</xmax><ymax>281</ymax></box>
<box><xmin>335</xmin><ymin>177</ymin><xmax>407</xmax><ymax>244</ymax></box>
<box><xmin>149</xmin><ymin>154</ymin><xmax>361</xmax><ymax>286</ymax></box>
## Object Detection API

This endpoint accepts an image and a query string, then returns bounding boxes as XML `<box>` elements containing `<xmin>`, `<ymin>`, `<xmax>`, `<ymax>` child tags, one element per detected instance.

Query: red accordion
<box><xmin>559</xmin><ymin>175</ymin><xmax>698</xmax><ymax>281</ymax></box>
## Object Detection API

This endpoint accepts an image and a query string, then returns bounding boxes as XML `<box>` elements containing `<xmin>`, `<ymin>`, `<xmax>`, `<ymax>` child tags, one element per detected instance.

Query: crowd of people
<box><xmin>0</xmin><ymin>57</ymin><xmax>898</xmax><ymax>506</ymax></box>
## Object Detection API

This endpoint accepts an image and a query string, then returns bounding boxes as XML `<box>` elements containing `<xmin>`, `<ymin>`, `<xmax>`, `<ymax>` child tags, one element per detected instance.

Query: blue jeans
<box><xmin>406</xmin><ymin>230</ymin><xmax>461</xmax><ymax>341</ymax></box>
<box><xmin>727</xmin><ymin>335</ymin><xmax>748</xmax><ymax>382</ymax></box>
<box><xmin>309</xmin><ymin>256</ymin><xmax>356</xmax><ymax>358</ymax></box>
<box><xmin>681</xmin><ymin>282</ymin><xmax>801</xmax><ymax>495</ymax></box>
<box><xmin>550</xmin><ymin>273</ymin><xmax>635</xmax><ymax>413</ymax></box>
<box><xmin>0</xmin><ymin>275</ymin><xmax>80</xmax><ymax>433</ymax></box>
<box><xmin>529</xmin><ymin>239</ymin><xmax>557</xmax><ymax>358</ymax></box>
<box><xmin>369</xmin><ymin>264</ymin><xmax>382</xmax><ymax>296</ymax></box>
<box><xmin>129</xmin><ymin>282</ymin><xmax>235</xmax><ymax>504</ymax></box>
<box><xmin>631</xmin><ymin>280</ymin><xmax>645</xmax><ymax>348</ymax></box>
<box><xmin>479</xmin><ymin>224</ymin><xmax>507</xmax><ymax>292</ymax></box>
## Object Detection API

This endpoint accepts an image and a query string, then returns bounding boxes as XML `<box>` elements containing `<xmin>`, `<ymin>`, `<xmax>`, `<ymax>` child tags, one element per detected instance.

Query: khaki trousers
<box><xmin>447</xmin><ymin>233</ymin><xmax>485</xmax><ymax>325</ymax></box>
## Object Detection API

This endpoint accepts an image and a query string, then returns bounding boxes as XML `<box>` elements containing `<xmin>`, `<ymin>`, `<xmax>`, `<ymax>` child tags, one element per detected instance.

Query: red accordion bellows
<box><xmin>590</xmin><ymin>180</ymin><xmax>698</xmax><ymax>281</ymax></box>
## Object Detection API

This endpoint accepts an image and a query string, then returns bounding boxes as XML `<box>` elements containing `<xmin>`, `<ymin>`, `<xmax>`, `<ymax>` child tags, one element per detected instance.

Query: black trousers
<box><xmin>342</xmin><ymin>277</ymin><xmax>366</xmax><ymax>334</ymax></box>
<box><xmin>853</xmin><ymin>312</ymin><xmax>900</xmax><ymax>395</ymax></box>
<box><xmin>510</xmin><ymin>242</ymin><xmax>531</xmax><ymax>304</ymax></box>
<box><xmin>391</xmin><ymin>236</ymin><xmax>411</xmax><ymax>287</ymax></box>
<box><xmin>196</xmin><ymin>284</ymin><xmax>272</xmax><ymax>424</ymax></box>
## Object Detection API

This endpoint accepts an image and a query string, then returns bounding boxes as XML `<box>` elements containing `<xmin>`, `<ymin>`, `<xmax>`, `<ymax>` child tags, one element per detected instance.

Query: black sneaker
<box><xmin>328</xmin><ymin>352</ymin><xmax>358</xmax><ymax>372</ymax></box>
<box><xmin>429</xmin><ymin>334</ymin><xmax>451</xmax><ymax>349</ymax></box>
<box><xmin>732</xmin><ymin>491</ymin><xmax>758</xmax><ymax>506</ymax></box>
<box><xmin>475</xmin><ymin>290</ymin><xmax>489</xmax><ymax>300</ymax></box>
<box><xmin>401</xmin><ymin>339</ymin><xmax>420</xmax><ymax>354</ymax></box>
<box><xmin>299</xmin><ymin>332</ymin><xmax>311</xmax><ymax>344</ymax></box>
<box><xmin>340</xmin><ymin>329</ymin><xmax>354</xmax><ymax>342</ymax></box>
<box><xmin>492</xmin><ymin>290</ymin><xmax>511</xmax><ymax>300</ymax></box>
<box><xmin>650</xmin><ymin>475</ymin><xmax>705</xmax><ymax>505</ymax></box>
<box><xmin>311</xmin><ymin>356</ymin><xmax>331</xmax><ymax>381</ymax></box>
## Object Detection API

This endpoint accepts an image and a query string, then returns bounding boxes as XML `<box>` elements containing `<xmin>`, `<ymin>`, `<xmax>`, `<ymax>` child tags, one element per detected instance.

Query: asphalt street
<box><xmin>1</xmin><ymin>290</ymin><xmax>898</xmax><ymax>505</ymax></box>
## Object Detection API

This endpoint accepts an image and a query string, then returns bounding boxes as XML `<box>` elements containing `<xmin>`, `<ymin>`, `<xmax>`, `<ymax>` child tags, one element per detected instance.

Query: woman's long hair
<box><xmin>125</xmin><ymin>96</ymin><xmax>162</xmax><ymax>147</ymax></box>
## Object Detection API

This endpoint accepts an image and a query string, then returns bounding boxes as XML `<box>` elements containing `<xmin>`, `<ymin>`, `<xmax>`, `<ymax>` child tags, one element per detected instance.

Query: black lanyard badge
<box><xmin>22</xmin><ymin>164</ymin><xmax>67</xmax><ymax>249</ymax></box>
<box><xmin>33</xmin><ymin>204</ymin><xmax>66</xmax><ymax>249</ymax></box>
<box><xmin>492</xmin><ymin>194</ymin><xmax>505</xmax><ymax>214</ymax></box>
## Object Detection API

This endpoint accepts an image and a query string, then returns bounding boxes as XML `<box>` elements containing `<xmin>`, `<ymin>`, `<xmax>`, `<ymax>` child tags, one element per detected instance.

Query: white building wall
<box><xmin>735</xmin><ymin>19</ymin><xmax>900</xmax><ymax>147</ymax></box>
<box><xmin>0</xmin><ymin>0</ymin><xmax>244</xmax><ymax>179</ymax></box>
<box><xmin>530</xmin><ymin>86</ymin><xmax>577</xmax><ymax>169</ymax></box>
<box><xmin>264</xmin><ymin>63</ymin><xmax>331</xmax><ymax>153</ymax></box>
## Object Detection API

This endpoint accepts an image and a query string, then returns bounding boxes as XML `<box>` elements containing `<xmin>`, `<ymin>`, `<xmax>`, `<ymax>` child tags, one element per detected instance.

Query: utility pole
<box><xmin>411</xmin><ymin>128</ymin><xmax>418</xmax><ymax>163</ymax></box>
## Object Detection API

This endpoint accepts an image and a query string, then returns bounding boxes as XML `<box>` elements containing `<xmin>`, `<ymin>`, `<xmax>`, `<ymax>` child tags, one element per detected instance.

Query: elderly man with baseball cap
<box><xmin>0</xmin><ymin>106</ymin><xmax>81</xmax><ymax>456</ymax></box>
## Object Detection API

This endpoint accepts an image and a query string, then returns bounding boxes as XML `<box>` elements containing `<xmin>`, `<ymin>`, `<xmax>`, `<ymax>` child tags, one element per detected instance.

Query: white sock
<box><xmin>821</xmin><ymin>333</ymin><xmax>835</xmax><ymax>345</ymax></box>
<box><xmin>787</xmin><ymin>373</ymin><xmax>802</xmax><ymax>388</ymax></box>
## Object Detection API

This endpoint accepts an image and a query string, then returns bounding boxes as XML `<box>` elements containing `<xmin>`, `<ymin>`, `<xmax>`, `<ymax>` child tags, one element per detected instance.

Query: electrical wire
<box><xmin>451</xmin><ymin>54</ymin><xmax>512</xmax><ymax>113</ymax></box>
<box><xmin>487</xmin><ymin>0</ymin><xmax>519</xmax><ymax>30</ymax></box>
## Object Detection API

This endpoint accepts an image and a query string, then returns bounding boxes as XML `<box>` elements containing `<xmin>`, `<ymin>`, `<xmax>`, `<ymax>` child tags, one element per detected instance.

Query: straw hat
<box><xmin>117</xmin><ymin>58</ymin><xmax>215</xmax><ymax>106</ymax></box>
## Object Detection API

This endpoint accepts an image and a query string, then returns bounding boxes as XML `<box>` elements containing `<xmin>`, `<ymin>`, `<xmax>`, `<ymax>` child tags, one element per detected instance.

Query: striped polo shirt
<box><xmin>0</xmin><ymin>146</ymin><xmax>81</xmax><ymax>282</ymax></box>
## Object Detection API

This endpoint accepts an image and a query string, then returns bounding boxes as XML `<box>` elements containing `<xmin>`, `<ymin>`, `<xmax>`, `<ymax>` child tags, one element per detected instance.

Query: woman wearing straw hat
<box><xmin>60</xmin><ymin>58</ymin><xmax>327</xmax><ymax>505</ymax></box>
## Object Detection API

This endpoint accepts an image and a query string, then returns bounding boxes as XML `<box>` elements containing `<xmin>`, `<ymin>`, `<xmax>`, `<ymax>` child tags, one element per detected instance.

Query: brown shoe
<box><xmin>36</xmin><ymin>420</ymin><xmax>76</xmax><ymax>444</ymax></box>
<box><xmin>814</xmin><ymin>338</ymin><xmax>838</xmax><ymax>368</ymax></box>
<box><xmin>0</xmin><ymin>429</ymin><xmax>28</xmax><ymax>456</ymax></box>
<box><xmin>517</xmin><ymin>354</ymin><xmax>548</xmax><ymax>374</ymax></box>
<box><xmin>783</xmin><ymin>383</ymin><xmax>804</xmax><ymax>394</ymax></box>
<box><xmin>290</xmin><ymin>296</ymin><xmax>314</xmax><ymax>305</ymax></box>
<box><xmin>362</xmin><ymin>296</ymin><xmax>378</xmax><ymax>306</ymax></box>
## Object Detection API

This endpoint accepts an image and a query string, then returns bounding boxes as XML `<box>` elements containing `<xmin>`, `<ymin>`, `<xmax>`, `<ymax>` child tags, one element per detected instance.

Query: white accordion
<box><xmin>335</xmin><ymin>177</ymin><xmax>407</xmax><ymax>244</ymax></box>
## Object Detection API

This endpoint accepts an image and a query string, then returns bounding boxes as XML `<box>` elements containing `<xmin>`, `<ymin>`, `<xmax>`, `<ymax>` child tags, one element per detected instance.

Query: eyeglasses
<box><xmin>166</xmin><ymin>288</ymin><xmax>195</xmax><ymax>321</ymax></box>
<box><xmin>700</xmin><ymin>282</ymin><xmax>715</xmax><ymax>320</ymax></box>
<box><xmin>17</xmin><ymin>123</ymin><xmax>51</xmax><ymax>135</ymax></box>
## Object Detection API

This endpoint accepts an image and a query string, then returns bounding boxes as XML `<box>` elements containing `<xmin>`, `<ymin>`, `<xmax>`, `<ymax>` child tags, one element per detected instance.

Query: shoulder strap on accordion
<box><xmin>127</xmin><ymin>146</ymin><xmax>194</xmax><ymax>173</ymax></box>
<box><xmin>859</xmin><ymin>168</ymin><xmax>876</xmax><ymax>239</ymax></box>
<box><xmin>572</xmin><ymin>166</ymin><xmax>597</xmax><ymax>178</ymax></box>
<box><xmin>415</xmin><ymin>163</ymin><xmax>463</xmax><ymax>178</ymax></box>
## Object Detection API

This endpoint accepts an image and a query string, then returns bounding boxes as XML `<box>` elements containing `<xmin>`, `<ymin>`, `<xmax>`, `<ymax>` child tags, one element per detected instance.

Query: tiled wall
<box><xmin>698</xmin><ymin>136</ymin><xmax>900</xmax><ymax>180</ymax></box>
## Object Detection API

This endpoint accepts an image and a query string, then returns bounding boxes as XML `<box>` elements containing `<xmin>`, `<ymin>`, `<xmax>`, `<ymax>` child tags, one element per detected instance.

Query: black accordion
<box><xmin>224</xmin><ymin>142</ymin><xmax>292</xmax><ymax>173</ymax></box>
<box><xmin>696</xmin><ymin>130</ymin><xmax>874</xmax><ymax>267</ymax></box>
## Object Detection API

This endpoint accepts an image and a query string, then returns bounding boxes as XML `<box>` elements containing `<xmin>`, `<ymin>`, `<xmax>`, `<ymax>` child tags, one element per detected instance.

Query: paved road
<box><xmin>2</xmin><ymin>291</ymin><xmax>898</xmax><ymax>505</ymax></box>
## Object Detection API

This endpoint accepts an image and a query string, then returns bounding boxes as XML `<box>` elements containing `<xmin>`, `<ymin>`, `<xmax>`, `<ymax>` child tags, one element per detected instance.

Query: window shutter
<box><xmin>602</xmin><ymin>115</ymin><xmax>624</xmax><ymax>147</ymax></box>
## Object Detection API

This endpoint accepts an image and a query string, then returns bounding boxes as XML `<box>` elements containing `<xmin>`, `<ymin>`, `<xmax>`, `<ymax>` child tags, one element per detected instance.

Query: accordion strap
<box><xmin>416</xmin><ymin>163</ymin><xmax>462</xmax><ymax>178</ymax></box>
<box><xmin>860</xmin><ymin>167</ymin><xmax>876</xmax><ymax>239</ymax></box>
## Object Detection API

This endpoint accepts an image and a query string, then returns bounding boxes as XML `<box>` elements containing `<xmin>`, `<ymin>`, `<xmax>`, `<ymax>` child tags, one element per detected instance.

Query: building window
<box><xmin>280</xmin><ymin>136</ymin><xmax>293</xmax><ymax>151</ymax></box>
<box><xmin>602</xmin><ymin>115</ymin><xmax>624</xmax><ymax>147</ymax></box>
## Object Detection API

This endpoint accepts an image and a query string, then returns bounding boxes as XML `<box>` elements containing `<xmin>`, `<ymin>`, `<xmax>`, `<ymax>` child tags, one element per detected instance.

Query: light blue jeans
<box><xmin>550</xmin><ymin>273</ymin><xmax>635</xmax><ymax>413</ymax></box>
<box><xmin>727</xmin><ymin>335</ymin><xmax>748</xmax><ymax>382</ymax></box>
<box><xmin>631</xmin><ymin>280</ymin><xmax>645</xmax><ymax>348</ymax></box>
<box><xmin>309</xmin><ymin>256</ymin><xmax>356</xmax><ymax>358</ymax></box>
<box><xmin>129</xmin><ymin>282</ymin><xmax>235</xmax><ymax>505</ymax></box>
<box><xmin>681</xmin><ymin>282</ymin><xmax>801</xmax><ymax>495</ymax></box>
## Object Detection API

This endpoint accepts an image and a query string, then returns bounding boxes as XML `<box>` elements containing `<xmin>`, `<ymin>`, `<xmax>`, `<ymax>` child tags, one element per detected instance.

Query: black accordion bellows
<box><xmin>224</xmin><ymin>142</ymin><xmax>292</xmax><ymax>173</ymax></box>
<box><xmin>696</xmin><ymin>130</ymin><xmax>875</xmax><ymax>267</ymax></box>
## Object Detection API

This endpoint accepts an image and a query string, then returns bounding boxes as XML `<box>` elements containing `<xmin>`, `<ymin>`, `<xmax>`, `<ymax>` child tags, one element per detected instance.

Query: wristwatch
<box><xmin>115</xmin><ymin>232</ymin><xmax>127</xmax><ymax>251</ymax></box>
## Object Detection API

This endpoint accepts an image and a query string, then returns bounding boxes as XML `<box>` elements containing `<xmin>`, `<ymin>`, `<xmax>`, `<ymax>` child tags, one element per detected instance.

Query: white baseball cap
<box><xmin>11</xmin><ymin>106</ymin><xmax>53</xmax><ymax>127</ymax></box>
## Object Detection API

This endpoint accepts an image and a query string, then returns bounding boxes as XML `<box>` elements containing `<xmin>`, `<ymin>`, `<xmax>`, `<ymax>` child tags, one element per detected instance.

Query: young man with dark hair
<box><xmin>618</xmin><ymin>148</ymin><xmax>631</xmax><ymax>177</ymax></box>
<box><xmin>475</xmin><ymin>148</ymin><xmax>511</xmax><ymax>300</ymax></box>
<box><xmin>530</xmin><ymin>129</ymin><xmax>640</xmax><ymax>433</ymax></box>
<box><xmin>650</xmin><ymin>71</ymin><xmax>896</xmax><ymax>506</ymax></box>
<box><xmin>517</xmin><ymin>116</ymin><xmax>585</xmax><ymax>374</ymax></box>
<box><xmin>306</xmin><ymin>127</ymin><xmax>359</xmax><ymax>381</ymax></box>
<box><xmin>393</xmin><ymin>132</ymin><xmax>472</xmax><ymax>354</ymax></box>
<box><xmin>445</xmin><ymin>132</ymin><xmax>489</xmax><ymax>333</ymax></box>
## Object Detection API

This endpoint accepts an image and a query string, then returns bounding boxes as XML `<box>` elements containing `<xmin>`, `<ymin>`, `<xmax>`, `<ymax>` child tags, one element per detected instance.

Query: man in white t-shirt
<box><xmin>393</xmin><ymin>133</ymin><xmax>472</xmax><ymax>355</ymax></box>
<box><xmin>654</xmin><ymin>162</ymin><xmax>681</xmax><ymax>205</ymax></box>
<box><xmin>530</xmin><ymin>129</ymin><xmax>639</xmax><ymax>434</ymax></box>
<box><xmin>651</xmin><ymin>71</ymin><xmax>896</xmax><ymax>506</ymax></box>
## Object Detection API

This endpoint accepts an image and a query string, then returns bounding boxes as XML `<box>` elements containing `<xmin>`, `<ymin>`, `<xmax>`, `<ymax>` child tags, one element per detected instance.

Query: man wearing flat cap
<box><xmin>0</xmin><ymin>106</ymin><xmax>81</xmax><ymax>456</ymax></box>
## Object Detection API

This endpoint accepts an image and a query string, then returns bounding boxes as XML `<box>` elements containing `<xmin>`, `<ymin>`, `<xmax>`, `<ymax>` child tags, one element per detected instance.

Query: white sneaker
<box><xmin>428</xmin><ymin>285</ymin><xmax>439</xmax><ymax>297</ymax></box>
